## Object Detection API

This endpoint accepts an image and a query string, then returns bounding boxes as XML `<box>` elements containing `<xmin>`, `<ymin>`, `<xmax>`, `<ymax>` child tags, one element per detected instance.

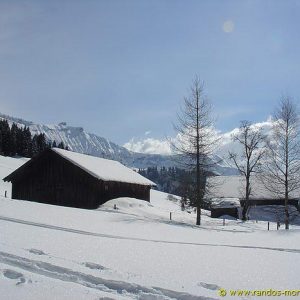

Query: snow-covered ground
<box><xmin>0</xmin><ymin>155</ymin><xmax>300</xmax><ymax>299</ymax></box>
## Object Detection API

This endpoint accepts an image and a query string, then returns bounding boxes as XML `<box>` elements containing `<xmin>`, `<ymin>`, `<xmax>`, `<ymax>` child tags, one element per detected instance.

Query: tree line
<box><xmin>139</xmin><ymin>166</ymin><xmax>194</xmax><ymax>202</ymax></box>
<box><xmin>0</xmin><ymin>119</ymin><xmax>68</xmax><ymax>158</ymax></box>
<box><xmin>172</xmin><ymin>76</ymin><xmax>300</xmax><ymax>229</ymax></box>
<box><xmin>139</xmin><ymin>166</ymin><xmax>213</xmax><ymax>208</ymax></box>
<box><xmin>228</xmin><ymin>97</ymin><xmax>300</xmax><ymax>229</ymax></box>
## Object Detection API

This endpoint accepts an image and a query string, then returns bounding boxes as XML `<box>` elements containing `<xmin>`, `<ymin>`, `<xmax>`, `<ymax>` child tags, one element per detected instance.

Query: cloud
<box><xmin>222</xmin><ymin>20</ymin><xmax>234</xmax><ymax>33</ymax></box>
<box><xmin>124</xmin><ymin>118</ymin><xmax>275</xmax><ymax>156</ymax></box>
<box><xmin>123</xmin><ymin>126</ymin><xmax>219</xmax><ymax>156</ymax></box>
<box><xmin>123</xmin><ymin>138</ymin><xmax>172</xmax><ymax>155</ymax></box>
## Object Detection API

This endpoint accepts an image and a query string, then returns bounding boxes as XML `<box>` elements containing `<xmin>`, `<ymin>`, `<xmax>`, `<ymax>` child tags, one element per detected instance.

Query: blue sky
<box><xmin>1</xmin><ymin>0</ymin><xmax>300</xmax><ymax>145</ymax></box>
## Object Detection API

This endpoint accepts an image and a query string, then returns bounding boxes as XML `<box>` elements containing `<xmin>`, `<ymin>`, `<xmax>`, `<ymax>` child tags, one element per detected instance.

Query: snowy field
<box><xmin>0</xmin><ymin>156</ymin><xmax>300</xmax><ymax>299</ymax></box>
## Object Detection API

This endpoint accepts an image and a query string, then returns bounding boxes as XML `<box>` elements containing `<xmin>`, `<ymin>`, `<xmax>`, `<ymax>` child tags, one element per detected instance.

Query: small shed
<box><xmin>210</xmin><ymin>197</ymin><xmax>240</xmax><ymax>219</ymax></box>
<box><xmin>3</xmin><ymin>148</ymin><xmax>155</xmax><ymax>209</ymax></box>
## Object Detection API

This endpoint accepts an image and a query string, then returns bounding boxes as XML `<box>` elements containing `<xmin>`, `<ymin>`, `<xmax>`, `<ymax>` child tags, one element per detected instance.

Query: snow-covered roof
<box><xmin>52</xmin><ymin>148</ymin><xmax>155</xmax><ymax>186</ymax></box>
<box><xmin>208</xmin><ymin>175</ymin><xmax>300</xmax><ymax>199</ymax></box>
<box><xmin>209</xmin><ymin>197</ymin><xmax>240</xmax><ymax>209</ymax></box>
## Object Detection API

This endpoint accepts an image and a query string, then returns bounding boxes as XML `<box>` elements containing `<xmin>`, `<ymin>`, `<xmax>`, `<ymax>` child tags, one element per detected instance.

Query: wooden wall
<box><xmin>240</xmin><ymin>198</ymin><xmax>299</xmax><ymax>208</ymax></box>
<box><xmin>211</xmin><ymin>207</ymin><xmax>238</xmax><ymax>219</ymax></box>
<box><xmin>10</xmin><ymin>150</ymin><xmax>151</xmax><ymax>209</ymax></box>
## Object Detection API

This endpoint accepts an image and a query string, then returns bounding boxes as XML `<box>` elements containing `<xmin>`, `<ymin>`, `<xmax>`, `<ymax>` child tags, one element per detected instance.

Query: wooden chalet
<box><xmin>207</xmin><ymin>175</ymin><xmax>300</xmax><ymax>218</ymax></box>
<box><xmin>209</xmin><ymin>198</ymin><xmax>240</xmax><ymax>219</ymax></box>
<box><xmin>3</xmin><ymin>148</ymin><xmax>155</xmax><ymax>209</ymax></box>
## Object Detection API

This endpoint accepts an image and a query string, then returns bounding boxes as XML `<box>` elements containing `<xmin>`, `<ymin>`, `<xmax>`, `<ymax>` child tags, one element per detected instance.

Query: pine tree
<box><xmin>36</xmin><ymin>133</ymin><xmax>47</xmax><ymax>154</ymax></box>
<box><xmin>31</xmin><ymin>135</ymin><xmax>38</xmax><ymax>156</ymax></box>
<box><xmin>16</xmin><ymin>126</ymin><xmax>24</xmax><ymax>156</ymax></box>
<box><xmin>0</xmin><ymin>129</ymin><xmax>2</xmax><ymax>154</ymax></box>
<box><xmin>57</xmin><ymin>141</ymin><xmax>65</xmax><ymax>149</ymax></box>
<box><xmin>172</xmin><ymin>77</ymin><xmax>218</xmax><ymax>225</ymax></box>
<box><xmin>23</xmin><ymin>127</ymin><xmax>32</xmax><ymax>157</ymax></box>
<box><xmin>10</xmin><ymin>123</ymin><xmax>18</xmax><ymax>156</ymax></box>
<box><xmin>0</xmin><ymin>120</ymin><xmax>11</xmax><ymax>156</ymax></box>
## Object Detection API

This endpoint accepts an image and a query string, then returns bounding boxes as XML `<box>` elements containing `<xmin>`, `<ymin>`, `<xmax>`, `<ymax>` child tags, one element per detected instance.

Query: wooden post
<box><xmin>268</xmin><ymin>221</ymin><xmax>270</xmax><ymax>231</ymax></box>
<box><xmin>223</xmin><ymin>218</ymin><xmax>225</xmax><ymax>226</ymax></box>
<box><xmin>170</xmin><ymin>212</ymin><xmax>172</xmax><ymax>220</ymax></box>
<box><xmin>5</xmin><ymin>191</ymin><xmax>7</xmax><ymax>198</ymax></box>
<box><xmin>277</xmin><ymin>222</ymin><xmax>280</xmax><ymax>230</ymax></box>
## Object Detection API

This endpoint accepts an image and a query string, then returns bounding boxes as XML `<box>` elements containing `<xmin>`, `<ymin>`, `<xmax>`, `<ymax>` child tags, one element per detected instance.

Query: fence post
<box><xmin>5</xmin><ymin>191</ymin><xmax>7</xmax><ymax>198</ymax></box>
<box><xmin>170</xmin><ymin>212</ymin><xmax>172</xmax><ymax>220</ymax></box>
<box><xmin>223</xmin><ymin>218</ymin><xmax>225</xmax><ymax>226</ymax></box>
<box><xmin>268</xmin><ymin>221</ymin><xmax>270</xmax><ymax>231</ymax></box>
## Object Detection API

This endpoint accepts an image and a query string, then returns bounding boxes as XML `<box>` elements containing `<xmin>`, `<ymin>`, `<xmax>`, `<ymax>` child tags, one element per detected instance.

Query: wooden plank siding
<box><xmin>7</xmin><ymin>149</ymin><xmax>151</xmax><ymax>209</ymax></box>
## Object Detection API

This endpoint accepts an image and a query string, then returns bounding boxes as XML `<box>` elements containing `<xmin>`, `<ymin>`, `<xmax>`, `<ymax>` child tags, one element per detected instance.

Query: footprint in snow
<box><xmin>2</xmin><ymin>269</ymin><xmax>26</xmax><ymax>285</ymax></box>
<box><xmin>28</xmin><ymin>248</ymin><xmax>46</xmax><ymax>255</ymax></box>
<box><xmin>198</xmin><ymin>281</ymin><xmax>221</xmax><ymax>291</ymax></box>
<box><xmin>84</xmin><ymin>262</ymin><xmax>107</xmax><ymax>271</ymax></box>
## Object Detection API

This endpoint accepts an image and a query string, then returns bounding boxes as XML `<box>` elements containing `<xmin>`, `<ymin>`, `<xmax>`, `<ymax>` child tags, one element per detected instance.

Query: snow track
<box><xmin>0</xmin><ymin>251</ymin><xmax>212</xmax><ymax>300</ymax></box>
<box><xmin>1</xmin><ymin>216</ymin><xmax>299</xmax><ymax>254</ymax></box>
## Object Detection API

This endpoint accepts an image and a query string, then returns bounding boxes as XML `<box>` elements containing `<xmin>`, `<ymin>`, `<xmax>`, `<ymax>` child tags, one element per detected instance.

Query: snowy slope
<box><xmin>0</xmin><ymin>154</ymin><xmax>300</xmax><ymax>299</ymax></box>
<box><xmin>0</xmin><ymin>113</ymin><xmax>238</xmax><ymax>174</ymax></box>
<box><xmin>0</xmin><ymin>156</ymin><xmax>29</xmax><ymax>198</ymax></box>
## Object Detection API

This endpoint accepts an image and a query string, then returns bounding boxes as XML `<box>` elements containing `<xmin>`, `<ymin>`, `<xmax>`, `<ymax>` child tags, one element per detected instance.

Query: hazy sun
<box><xmin>222</xmin><ymin>20</ymin><xmax>234</xmax><ymax>33</ymax></box>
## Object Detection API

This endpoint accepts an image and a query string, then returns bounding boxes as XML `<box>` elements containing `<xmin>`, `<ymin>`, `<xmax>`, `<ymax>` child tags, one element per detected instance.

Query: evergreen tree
<box><xmin>10</xmin><ymin>123</ymin><xmax>18</xmax><ymax>156</ymax></box>
<box><xmin>0</xmin><ymin>129</ymin><xmax>2</xmax><ymax>154</ymax></box>
<box><xmin>0</xmin><ymin>120</ymin><xmax>11</xmax><ymax>156</ymax></box>
<box><xmin>31</xmin><ymin>135</ymin><xmax>38</xmax><ymax>156</ymax></box>
<box><xmin>0</xmin><ymin>120</ymin><xmax>59</xmax><ymax>158</ymax></box>
<box><xmin>16</xmin><ymin>126</ymin><xmax>24</xmax><ymax>156</ymax></box>
<box><xmin>57</xmin><ymin>141</ymin><xmax>65</xmax><ymax>149</ymax></box>
<box><xmin>36</xmin><ymin>133</ymin><xmax>48</xmax><ymax>154</ymax></box>
<box><xmin>23</xmin><ymin>127</ymin><xmax>32</xmax><ymax>157</ymax></box>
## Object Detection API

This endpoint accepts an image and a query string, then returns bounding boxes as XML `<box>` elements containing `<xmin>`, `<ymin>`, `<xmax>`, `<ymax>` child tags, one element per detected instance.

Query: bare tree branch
<box><xmin>260</xmin><ymin>95</ymin><xmax>300</xmax><ymax>229</ymax></box>
<box><xmin>228</xmin><ymin>120</ymin><xmax>266</xmax><ymax>220</ymax></box>
<box><xmin>171</xmin><ymin>76</ymin><xmax>219</xmax><ymax>225</ymax></box>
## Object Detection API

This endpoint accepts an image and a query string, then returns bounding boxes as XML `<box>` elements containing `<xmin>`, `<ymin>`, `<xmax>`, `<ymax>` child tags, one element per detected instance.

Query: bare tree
<box><xmin>172</xmin><ymin>76</ymin><xmax>218</xmax><ymax>225</ymax></box>
<box><xmin>229</xmin><ymin>121</ymin><xmax>266</xmax><ymax>221</ymax></box>
<box><xmin>261</xmin><ymin>96</ymin><xmax>300</xmax><ymax>230</ymax></box>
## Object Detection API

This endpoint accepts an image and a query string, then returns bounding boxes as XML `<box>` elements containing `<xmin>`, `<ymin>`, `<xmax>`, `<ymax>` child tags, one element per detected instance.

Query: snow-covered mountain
<box><xmin>214</xmin><ymin>119</ymin><xmax>274</xmax><ymax>163</ymax></box>
<box><xmin>0</xmin><ymin>113</ymin><xmax>239</xmax><ymax>174</ymax></box>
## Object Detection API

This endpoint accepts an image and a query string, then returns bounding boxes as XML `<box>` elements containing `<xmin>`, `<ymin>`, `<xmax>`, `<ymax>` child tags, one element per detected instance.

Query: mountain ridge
<box><xmin>0</xmin><ymin>112</ymin><xmax>239</xmax><ymax>175</ymax></box>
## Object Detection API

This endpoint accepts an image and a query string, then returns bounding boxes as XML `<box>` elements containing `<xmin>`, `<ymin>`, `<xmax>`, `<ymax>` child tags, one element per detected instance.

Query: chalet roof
<box><xmin>52</xmin><ymin>148</ymin><xmax>155</xmax><ymax>186</ymax></box>
<box><xmin>210</xmin><ymin>197</ymin><xmax>240</xmax><ymax>209</ymax></box>
<box><xmin>207</xmin><ymin>175</ymin><xmax>300</xmax><ymax>200</ymax></box>
<box><xmin>3</xmin><ymin>148</ymin><xmax>156</xmax><ymax>186</ymax></box>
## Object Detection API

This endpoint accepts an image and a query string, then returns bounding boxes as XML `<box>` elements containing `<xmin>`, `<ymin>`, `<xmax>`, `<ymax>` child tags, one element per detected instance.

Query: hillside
<box><xmin>0</xmin><ymin>154</ymin><xmax>300</xmax><ymax>299</ymax></box>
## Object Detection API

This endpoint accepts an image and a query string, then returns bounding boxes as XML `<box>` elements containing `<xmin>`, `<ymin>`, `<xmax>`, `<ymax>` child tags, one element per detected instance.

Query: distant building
<box><xmin>207</xmin><ymin>176</ymin><xmax>300</xmax><ymax>218</ymax></box>
<box><xmin>209</xmin><ymin>197</ymin><xmax>240</xmax><ymax>219</ymax></box>
<box><xmin>3</xmin><ymin>148</ymin><xmax>155</xmax><ymax>208</ymax></box>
